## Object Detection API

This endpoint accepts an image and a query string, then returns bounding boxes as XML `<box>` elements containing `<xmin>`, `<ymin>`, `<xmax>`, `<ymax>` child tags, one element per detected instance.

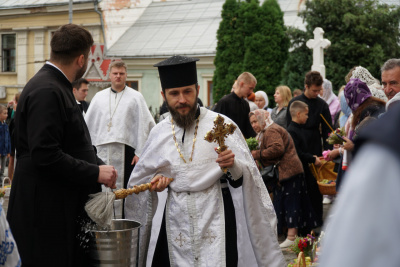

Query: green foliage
<box><xmin>246</xmin><ymin>137</ymin><xmax>259</xmax><ymax>151</ymax></box>
<box><xmin>213</xmin><ymin>0</ymin><xmax>289</xmax><ymax>104</ymax></box>
<box><xmin>243</xmin><ymin>0</ymin><xmax>289</xmax><ymax>104</ymax></box>
<box><xmin>281</xmin><ymin>27</ymin><xmax>312</xmax><ymax>90</ymax></box>
<box><xmin>283</xmin><ymin>0</ymin><xmax>400</xmax><ymax>92</ymax></box>
<box><xmin>213</xmin><ymin>0</ymin><xmax>243</xmax><ymax>101</ymax></box>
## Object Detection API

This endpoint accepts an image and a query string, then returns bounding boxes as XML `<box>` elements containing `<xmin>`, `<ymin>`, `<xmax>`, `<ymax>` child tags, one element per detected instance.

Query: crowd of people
<box><xmin>1</xmin><ymin>22</ymin><xmax>400</xmax><ymax>266</ymax></box>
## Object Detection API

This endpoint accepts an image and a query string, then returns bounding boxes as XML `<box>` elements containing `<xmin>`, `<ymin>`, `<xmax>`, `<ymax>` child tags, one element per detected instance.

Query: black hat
<box><xmin>154</xmin><ymin>55</ymin><xmax>199</xmax><ymax>90</ymax></box>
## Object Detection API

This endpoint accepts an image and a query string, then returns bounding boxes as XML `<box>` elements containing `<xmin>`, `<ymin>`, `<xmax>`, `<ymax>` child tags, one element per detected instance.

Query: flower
<box><xmin>291</xmin><ymin>235</ymin><xmax>316</xmax><ymax>257</ymax></box>
<box><xmin>326</xmin><ymin>127</ymin><xmax>346</xmax><ymax>145</ymax></box>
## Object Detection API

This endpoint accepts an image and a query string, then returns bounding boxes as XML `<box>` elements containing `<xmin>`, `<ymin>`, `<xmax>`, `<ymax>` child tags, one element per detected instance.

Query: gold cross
<box><xmin>107</xmin><ymin>121</ymin><xmax>112</xmax><ymax>132</ymax></box>
<box><xmin>204</xmin><ymin>114</ymin><xmax>237</xmax><ymax>173</ymax></box>
<box><xmin>203</xmin><ymin>230</ymin><xmax>217</xmax><ymax>245</ymax></box>
<box><xmin>175</xmin><ymin>232</ymin><xmax>186</xmax><ymax>248</ymax></box>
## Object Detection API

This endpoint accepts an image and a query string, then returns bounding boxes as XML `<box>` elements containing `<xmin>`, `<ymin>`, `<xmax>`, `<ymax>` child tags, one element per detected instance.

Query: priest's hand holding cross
<box><xmin>205</xmin><ymin>114</ymin><xmax>237</xmax><ymax>173</ymax></box>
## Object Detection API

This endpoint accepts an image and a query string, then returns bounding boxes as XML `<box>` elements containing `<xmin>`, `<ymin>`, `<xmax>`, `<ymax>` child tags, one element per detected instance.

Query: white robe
<box><xmin>125</xmin><ymin>107</ymin><xmax>286</xmax><ymax>267</ymax></box>
<box><xmin>320</xmin><ymin>144</ymin><xmax>400</xmax><ymax>267</ymax></box>
<box><xmin>85</xmin><ymin>87</ymin><xmax>155</xmax><ymax>217</ymax></box>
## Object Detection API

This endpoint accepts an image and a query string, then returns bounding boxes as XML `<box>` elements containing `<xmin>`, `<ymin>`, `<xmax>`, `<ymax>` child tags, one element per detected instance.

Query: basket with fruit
<box><xmin>317</xmin><ymin>179</ymin><xmax>336</xmax><ymax>195</ymax></box>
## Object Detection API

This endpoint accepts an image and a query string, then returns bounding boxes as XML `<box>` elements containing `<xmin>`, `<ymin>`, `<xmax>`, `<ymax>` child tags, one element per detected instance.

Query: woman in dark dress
<box><xmin>250</xmin><ymin>109</ymin><xmax>319</xmax><ymax>248</ymax></box>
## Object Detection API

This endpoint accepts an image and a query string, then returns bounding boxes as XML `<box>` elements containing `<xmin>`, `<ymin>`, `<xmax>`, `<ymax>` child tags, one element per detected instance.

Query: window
<box><xmin>207</xmin><ymin>80</ymin><xmax>214</xmax><ymax>106</ymax></box>
<box><xmin>126</xmin><ymin>81</ymin><xmax>139</xmax><ymax>91</ymax></box>
<box><xmin>2</xmin><ymin>34</ymin><xmax>16</xmax><ymax>72</ymax></box>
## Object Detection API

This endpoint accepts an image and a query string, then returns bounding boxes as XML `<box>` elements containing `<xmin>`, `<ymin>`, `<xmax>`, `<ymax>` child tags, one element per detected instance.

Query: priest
<box><xmin>85</xmin><ymin>60</ymin><xmax>155</xmax><ymax>218</ymax></box>
<box><xmin>125</xmin><ymin>55</ymin><xmax>286</xmax><ymax>267</ymax></box>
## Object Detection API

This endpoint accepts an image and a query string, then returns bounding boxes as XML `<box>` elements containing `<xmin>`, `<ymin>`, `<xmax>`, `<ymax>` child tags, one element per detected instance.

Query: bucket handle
<box><xmin>2</xmin><ymin>177</ymin><xmax>10</xmax><ymax>188</ymax></box>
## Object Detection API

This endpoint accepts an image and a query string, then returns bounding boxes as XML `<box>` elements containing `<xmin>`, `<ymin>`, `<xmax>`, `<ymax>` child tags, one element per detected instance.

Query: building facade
<box><xmin>0</xmin><ymin>0</ymin><xmax>105</xmax><ymax>103</ymax></box>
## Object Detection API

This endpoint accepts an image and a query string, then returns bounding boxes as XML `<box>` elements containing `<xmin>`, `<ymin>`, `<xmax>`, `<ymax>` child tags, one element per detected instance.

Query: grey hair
<box><xmin>381</xmin><ymin>58</ymin><xmax>400</xmax><ymax>73</ymax></box>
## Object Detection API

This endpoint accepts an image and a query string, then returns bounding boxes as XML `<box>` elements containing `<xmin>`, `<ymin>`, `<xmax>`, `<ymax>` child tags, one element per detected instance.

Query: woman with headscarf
<box><xmin>346</xmin><ymin>66</ymin><xmax>388</xmax><ymax>101</ymax></box>
<box><xmin>249</xmin><ymin>109</ymin><xmax>319</xmax><ymax>248</ymax></box>
<box><xmin>254</xmin><ymin>91</ymin><xmax>272</xmax><ymax>113</ymax></box>
<box><xmin>271</xmin><ymin>86</ymin><xmax>292</xmax><ymax>129</ymax></box>
<box><xmin>321</xmin><ymin>79</ymin><xmax>341</xmax><ymax>125</ymax></box>
<box><xmin>333</xmin><ymin>78</ymin><xmax>386</xmax><ymax>191</ymax></box>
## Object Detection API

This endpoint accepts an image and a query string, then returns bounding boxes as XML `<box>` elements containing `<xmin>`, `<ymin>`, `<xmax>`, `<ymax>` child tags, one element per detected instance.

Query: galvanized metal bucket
<box><xmin>88</xmin><ymin>219</ymin><xmax>141</xmax><ymax>267</ymax></box>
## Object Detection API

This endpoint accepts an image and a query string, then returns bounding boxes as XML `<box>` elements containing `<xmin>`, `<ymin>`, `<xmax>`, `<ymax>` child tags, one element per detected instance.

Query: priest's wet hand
<box><xmin>150</xmin><ymin>174</ymin><xmax>172</xmax><ymax>192</ymax></box>
<box><xmin>215</xmin><ymin>148</ymin><xmax>235</xmax><ymax>168</ymax></box>
<box><xmin>98</xmin><ymin>165</ymin><xmax>117</xmax><ymax>189</ymax></box>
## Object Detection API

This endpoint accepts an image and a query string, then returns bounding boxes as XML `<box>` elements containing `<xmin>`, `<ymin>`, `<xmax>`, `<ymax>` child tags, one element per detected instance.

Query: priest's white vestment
<box><xmin>125</xmin><ymin>107</ymin><xmax>286</xmax><ymax>267</ymax></box>
<box><xmin>85</xmin><ymin>86</ymin><xmax>155</xmax><ymax>218</ymax></box>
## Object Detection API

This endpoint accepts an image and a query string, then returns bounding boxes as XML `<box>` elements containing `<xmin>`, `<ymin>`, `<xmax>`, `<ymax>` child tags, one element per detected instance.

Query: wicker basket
<box><xmin>309</xmin><ymin>160</ymin><xmax>337</xmax><ymax>196</ymax></box>
<box><xmin>316</xmin><ymin>182</ymin><xmax>336</xmax><ymax>195</ymax></box>
<box><xmin>293</xmin><ymin>252</ymin><xmax>306</xmax><ymax>267</ymax></box>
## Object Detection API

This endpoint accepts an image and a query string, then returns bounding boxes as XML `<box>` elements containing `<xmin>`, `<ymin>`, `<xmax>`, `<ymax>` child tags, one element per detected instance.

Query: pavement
<box><xmin>2</xmin><ymin>162</ymin><xmax>333</xmax><ymax>265</ymax></box>
<box><xmin>280</xmin><ymin>201</ymin><xmax>333</xmax><ymax>265</ymax></box>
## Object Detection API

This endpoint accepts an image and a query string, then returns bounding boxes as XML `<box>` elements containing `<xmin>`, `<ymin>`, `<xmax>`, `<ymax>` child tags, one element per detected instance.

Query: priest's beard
<box><xmin>167</xmin><ymin>98</ymin><xmax>198</xmax><ymax>129</ymax></box>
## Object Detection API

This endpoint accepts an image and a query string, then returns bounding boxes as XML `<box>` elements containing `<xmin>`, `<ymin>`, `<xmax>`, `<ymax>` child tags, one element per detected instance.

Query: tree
<box><xmin>213</xmin><ymin>0</ymin><xmax>243</xmax><ymax>101</ymax></box>
<box><xmin>242</xmin><ymin>0</ymin><xmax>289</xmax><ymax>103</ymax></box>
<box><xmin>282</xmin><ymin>0</ymin><xmax>400</xmax><ymax>92</ymax></box>
<box><xmin>281</xmin><ymin>27</ymin><xmax>312</xmax><ymax>90</ymax></box>
<box><xmin>213</xmin><ymin>0</ymin><xmax>289</xmax><ymax>103</ymax></box>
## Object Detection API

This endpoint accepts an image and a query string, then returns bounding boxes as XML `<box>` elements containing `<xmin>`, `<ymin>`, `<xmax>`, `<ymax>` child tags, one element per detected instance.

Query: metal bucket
<box><xmin>88</xmin><ymin>219</ymin><xmax>141</xmax><ymax>267</ymax></box>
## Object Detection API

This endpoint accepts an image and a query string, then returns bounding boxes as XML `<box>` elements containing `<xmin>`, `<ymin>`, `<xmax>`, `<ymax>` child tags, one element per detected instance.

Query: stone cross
<box><xmin>306</xmin><ymin>27</ymin><xmax>331</xmax><ymax>78</ymax></box>
<box><xmin>204</xmin><ymin>114</ymin><xmax>237</xmax><ymax>173</ymax></box>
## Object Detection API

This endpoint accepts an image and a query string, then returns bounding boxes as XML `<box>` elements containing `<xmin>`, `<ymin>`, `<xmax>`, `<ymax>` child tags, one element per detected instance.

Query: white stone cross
<box><xmin>306</xmin><ymin>27</ymin><xmax>331</xmax><ymax>78</ymax></box>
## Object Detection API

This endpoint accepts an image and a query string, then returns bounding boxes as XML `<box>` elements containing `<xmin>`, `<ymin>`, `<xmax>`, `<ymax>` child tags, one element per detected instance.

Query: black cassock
<box><xmin>286</xmin><ymin>94</ymin><xmax>332</xmax><ymax>156</ymax></box>
<box><xmin>7</xmin><ymin>64</ymin><xmax>104</xmax><ymax>266</ymax></box>
<box><xmin>213</xmin><ymin>92</ymin><xmax>256</xmax><ymax>139</ymax></box>
<box><xmin>287</xmin><ymin>121</ymin><xmax>323</xmax><ymax>229</ymax></box>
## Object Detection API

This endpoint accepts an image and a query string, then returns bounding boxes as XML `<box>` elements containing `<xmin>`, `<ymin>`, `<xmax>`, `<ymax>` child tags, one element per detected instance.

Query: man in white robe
<box><xmin>85</xmin><ymin>60</ymin><xmax>155</xmax><ymax>218</ymax></box>
<box><xmin>125</xmin><ymin>55</ymin><xmax>286</xmax><ymax>267</ymax></box>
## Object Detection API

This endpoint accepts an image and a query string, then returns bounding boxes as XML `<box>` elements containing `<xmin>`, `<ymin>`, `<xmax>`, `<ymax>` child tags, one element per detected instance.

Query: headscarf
<box><xmin>322</xmin><ymin>79</ymin><xmax>338</xmax><ymax>105</ymax></box>
<box><xmin>255</xmin><ymin>91</ymin><xmax>269</xmax><ymax>109</ymax></box>
<box><xmin>350</xmin><ymin>66</ymin><xmax>387</xmax><ymax>101</ymax></box>
<box><xmin>252</xmin><ymin>109</ymin><xmax>274</xmax><ymax>144</ymax></box>
<box><xmin>339</xmin><ymin>90</ymin><xmax>352</xmax><ymax>128</ymax></box>
<box><xmin>344</xmin><ymin>78</ymin><xmax>372</xmax><ymax>112</ymax></box>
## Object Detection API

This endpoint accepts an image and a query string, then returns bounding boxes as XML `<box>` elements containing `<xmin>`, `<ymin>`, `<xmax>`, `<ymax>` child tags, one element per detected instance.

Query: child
<box><xmin>0</xmin><ymin>105</ymin><xmax>11</xmax><ymax>181</ymax></box>
<box><xmin>287</xmin><ymin>101</ymin><xmax>323</xmax><ymax>233</ymax></box>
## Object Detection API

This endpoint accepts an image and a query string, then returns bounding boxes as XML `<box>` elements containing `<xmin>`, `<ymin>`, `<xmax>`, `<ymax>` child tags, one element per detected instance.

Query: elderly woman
<box><xmin>271</xmin><ymin>86</ymin><xmax>292</xmax><ymax>129</ymax></box>
<box><xmin>254</xmin><ymin>91</ymin><xmax>272</xmax><ymax>112</ymax></box>
<box><xmin>249</xmin><ymin>109</ymin><xmax>319</xmax><ymax>248</ymax></box>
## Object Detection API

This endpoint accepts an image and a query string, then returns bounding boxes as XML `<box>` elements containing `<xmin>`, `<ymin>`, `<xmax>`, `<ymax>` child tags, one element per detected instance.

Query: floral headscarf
<box><xmin>344</xmin><ymin>78</ymin><xmax>372</xmax><ymax>112</ymax></box>
<box><xmin>251</xmin><ymin>109</ymin><xmax>274</xmax><ymax>145</ymax></box>
<box><xmin>255</xmin><ymin>91</ymin><xmax>269</xmax><ymax>109</ymax></box>
<box><xmin>350</xmin><ymin>66</ymin><xmax>387</xmax><ymax>101</ymax></box>
<box><xmin>253</xmin><ymin>109</ymin><xmax>274</xmax><ymax>131</ymax></box>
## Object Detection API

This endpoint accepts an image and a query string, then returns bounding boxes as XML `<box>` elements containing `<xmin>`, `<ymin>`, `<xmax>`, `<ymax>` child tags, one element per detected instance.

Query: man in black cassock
<box><xmin>213</xmin><ymin>72</ymin><xmax>257</xmax><ymax>139</ymax></box>
<box><xmin>72</xmin><ymin>78</ymin><xmax>90</xmax><ymax>115</ymax></box>
<box><xmin>286</xmin><ymin>71</ymin><xmax>332</xmax><ymax>156</ymax></box>
<box><xmin>7</xmin><ymin>24</ymin><xmax>117</xmax><ymax>267</ymax></box>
